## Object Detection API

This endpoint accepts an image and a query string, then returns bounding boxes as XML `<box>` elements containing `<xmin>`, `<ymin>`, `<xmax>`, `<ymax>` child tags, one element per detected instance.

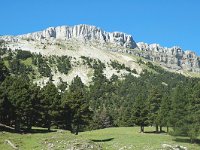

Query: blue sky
<box><xmin>1</xmin><ymin>0</ymin><xmax>200</xmax><ymax>54</ymax></box>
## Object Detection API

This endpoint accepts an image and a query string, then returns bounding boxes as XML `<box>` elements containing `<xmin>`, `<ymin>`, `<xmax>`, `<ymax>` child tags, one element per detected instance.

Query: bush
<box><xmin>16</xmin><ymin>50</ymin><xmax>32</xmax><ymax>60</ymax></box>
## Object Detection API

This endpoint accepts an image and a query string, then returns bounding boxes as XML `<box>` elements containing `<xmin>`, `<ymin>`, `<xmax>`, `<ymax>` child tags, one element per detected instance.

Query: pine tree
<box><xmin>147</xmin><ymin>87</ymin><xmax>162</xmax><ymax>132</ymax></box>
<box><xmin>0</xmin><ymin>85</ymin><xmax>13</xmax><ymax>127</ymax></box>
<box><xmin>158</xmin><ymin>95</ymin><xmax>171</xmax><ymax>132</ymax></box>
<box><xmin>170</xmin><ymin>85</ymin><xmax>188</xmax><ymax>135</ymax></box>
<box><xmin>0</xmin><ymin>59</ymin><xmax>9</xmax><ymax>82</ymax></box>
<box><xmin>40</xmin><ymin>82</ymin><xmax>61</xmax><ymax>131</ymax></box>
<box><xmin>133</xmin><ymin>94</ymin><xmax>149</xmax><ymax>132</ymax></box>
<box><xmin>62</xmin><ymin>76</ymin><xmax>91</xmax><ymax>135</ymax></box>
<box><xmin>26</xmin><ymin>84</ymin><xmax>41</xmax><ymax>130</ymax></box>
<box><xmin>2</xmin><ymin>76</ymin><xmax>31</xmax><ymax>131</ymax></box>
<box><xmin>186</xmin><ymin>82</ymin><xmax>200</xmax><ymax>142</ymax></box>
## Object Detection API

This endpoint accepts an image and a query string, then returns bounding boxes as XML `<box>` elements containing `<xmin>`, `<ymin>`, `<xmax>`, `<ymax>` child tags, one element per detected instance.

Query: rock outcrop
<box><xmin>137</xmin><ymin>42</ymin><xmax>200</xmax><ymax>72</ymax></box>
<box><xmin>12</xmin><ymin>25</ymin><xmax>137</xmax><ymax>49</ymax></box>
<box><xmin>0</xmin><ymin>24</ymin><xmax>199</xmax><ymax>73</ymax></box>
<box><xmin>162</xmin><ymin>144</ymin><xmax>187</xmax><ymax>150</ymax></box>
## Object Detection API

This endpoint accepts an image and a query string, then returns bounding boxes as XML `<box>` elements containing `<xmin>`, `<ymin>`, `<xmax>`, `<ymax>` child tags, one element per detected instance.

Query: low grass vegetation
<box><xmin>21</xmin><ymin>57</ymin><xmax>32</xmax><ymax>66</ymax></box>
<box><xmin>3</xmin><ymin>60</ymin><xmax>9</xmax><ymax>68</ymax></box>
<box><xmin>0</xmin><ymin>127</ymin><xmax>199</xmax><ymax>150</ymax></box>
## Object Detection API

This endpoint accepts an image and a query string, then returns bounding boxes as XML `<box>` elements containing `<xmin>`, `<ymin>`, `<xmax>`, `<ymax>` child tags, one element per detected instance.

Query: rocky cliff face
<box><xmin>15</xmin><ymin>24</ymin><xmax>137</xmax><ymax>49</ymax></box>
<box><xmin>137</xmin><ymin>42</ymin><xmax>200</xmax><ymax>72</ymax></box>
<box><xmin>0</xmin><ymin>24</ymin><xmax>200</xmax><ymax>73</ymax></box>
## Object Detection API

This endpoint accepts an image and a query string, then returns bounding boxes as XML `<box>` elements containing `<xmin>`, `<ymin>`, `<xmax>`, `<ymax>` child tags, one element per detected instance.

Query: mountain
<box><xmin>1</xmin><ymin>24</ymin><xmax>200</xmax><ymax>145</ymax></box>
<box><xmin>0</xmin><ymin>24</ymin><xmax>199</xmax><ymax>85</ymax></box>
<box><xmin>1</xmin><ymin>24</ymin><xmax>137</xmax><ymax>49</ymax></box>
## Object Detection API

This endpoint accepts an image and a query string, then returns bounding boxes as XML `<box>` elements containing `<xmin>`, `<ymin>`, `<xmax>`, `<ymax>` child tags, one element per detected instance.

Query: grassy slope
<box><xmin>3</xmin><ymin>60</ymin><xmax>9</xmax><ymax>68</ymax></box>
<box><xmin>0</xmin><ymin>127</ymin><xmax>199</xmax><ymax>150</ymax></box>
<box><xmin>21</xmin><ymin>57</ymin><xmax>32</xmax><ymax>66</ymax></box>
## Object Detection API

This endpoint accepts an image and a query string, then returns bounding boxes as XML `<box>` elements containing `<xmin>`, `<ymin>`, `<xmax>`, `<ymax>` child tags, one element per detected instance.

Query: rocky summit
<box><xmin>0</xmin><ymin>24</ymin><xmax>200</xmax><ymax>73</ymax></box>
<box><xmin>136</xmin><ymin>42</ymin><xmax>200</xmax><ymax>72</ymax></box>
<box><xmin>1</xmin><ymin>24</ymin><xmax>137</xmax><ymax>49</ymax></box>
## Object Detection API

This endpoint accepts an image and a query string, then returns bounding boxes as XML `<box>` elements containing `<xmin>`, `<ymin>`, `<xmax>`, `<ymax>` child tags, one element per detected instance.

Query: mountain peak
<box><xmin>10</xmin><ymin>24</ymin><xmax>136</xmax><ymax>49</ymax></box>
<box><xmin>0</xmin><ymin>24</ymin><xmax>200</xmax><ymax>74</ymax></box>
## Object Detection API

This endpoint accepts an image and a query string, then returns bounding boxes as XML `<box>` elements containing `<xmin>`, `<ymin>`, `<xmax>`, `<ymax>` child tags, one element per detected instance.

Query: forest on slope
<box><xmin>0</xmin><ymin>46</ymin><xmax>200</xmax><ymax>143</ymax></box>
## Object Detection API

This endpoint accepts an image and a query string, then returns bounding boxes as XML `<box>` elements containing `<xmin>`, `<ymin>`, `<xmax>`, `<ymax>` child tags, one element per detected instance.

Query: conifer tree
<box><xmin>62</xmin><ymin>76</ymin><xmax>91</xmax><ymax>135</ymax></box>
<box><xmin>2</xmin><ymin>76</ymin><xmax>31</xmax><ymax>131</ymax></box>
<box><xmin>186</xmin><ymin>83</ymin><xmax>200</xmax><ymax>142</ymax></box>
<box><xmin>0</xmin><ymin>59</ymin><xmax>9</xmax><ymax>82</ymax></box>
<box><xmin>147</xmin><ymin>87</ymin><xmax>162</xmax><ymax>132</ymax></box>
<box><xmin>133</xmin><ymin>94</ymin><xmax>149</xmax><ymax>132</ymax></box>
<box><xmin>40</xmin><ymin>82</ymin><xmax>61</xmax><ymax>131</ymax></box>
<box><xmin>158</xmin><ymin>95</ymin><xmax>171</xmax><ymax>132</ymax></box>
<box><xmin>170</xmin><ymin>85</ymin><xmax>188</xmax><ymax>135</ymax></box>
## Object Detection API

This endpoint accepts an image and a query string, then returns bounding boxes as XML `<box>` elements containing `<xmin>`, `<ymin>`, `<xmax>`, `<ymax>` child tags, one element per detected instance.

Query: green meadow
<box><xmin>0</xmin><ymin>127</ymin><xmax>199</xmax><ymax>150</ymax></box>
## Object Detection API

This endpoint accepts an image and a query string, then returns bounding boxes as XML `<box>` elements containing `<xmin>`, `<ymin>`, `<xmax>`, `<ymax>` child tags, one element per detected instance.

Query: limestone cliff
<box><xmin>137</xmin><ymin>42</ymin><xmax>200</xmax><ymax>72</ymax></box>
<box><xmin>0</xmin><ymin>24</ymin><xmax>200</xmax><ymax>73</ymax></box>
<box><xmin>16</xmin><ymin>24</ymin><xmax>137</xmax><ymax>49</ymax></box>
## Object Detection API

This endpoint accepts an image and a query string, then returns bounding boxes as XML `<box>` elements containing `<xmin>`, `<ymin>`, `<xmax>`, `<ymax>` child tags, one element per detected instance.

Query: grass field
<box><xmin>0</xmin><ymin>127</ymin><xmax>199</xmax><ymax>150</ymax></box>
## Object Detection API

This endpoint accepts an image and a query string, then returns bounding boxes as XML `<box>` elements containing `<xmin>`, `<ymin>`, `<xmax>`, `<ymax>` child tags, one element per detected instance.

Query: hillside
<box><xmin>0</xmin><ymin>42</ymin><xmax>141</xmax><ymax>86</ymax></box>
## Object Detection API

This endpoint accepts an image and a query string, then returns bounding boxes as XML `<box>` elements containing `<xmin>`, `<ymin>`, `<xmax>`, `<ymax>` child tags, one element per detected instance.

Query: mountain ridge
<box><xmin>0</xmin><ymin>24</ymin><xmax>137</xmax><ymax>49</ymax></box>
<box><xmin>0</xmin><ymin>24</ymin><xmax>199</xmax><ymax>73</ymax></box>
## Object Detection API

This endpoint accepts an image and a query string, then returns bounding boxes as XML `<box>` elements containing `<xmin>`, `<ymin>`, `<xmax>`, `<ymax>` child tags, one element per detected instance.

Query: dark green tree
<box><xmin>133</xmin><ymin>94</ymin><xmax>149</xmax><ymax>133</ymax></box>
<box><xmin>170</xmin><ymin>85</ymin><xmax>188</xmax><ymax>135</ymax></box>
<box><xmin>2</xmin><ymin>76</ymin><xmax>31</xmax><ymax>131</ymax></box>
<box><xmin>16</xmin><ymin>50</ymin><xmax>32</xmax><ymax>60</ymax></box>
<box><xmin>26</xmin><ymin>84</ymin><xmax>41</xmax><ymax>130</ymax></box>
<box><xmin>147</xmin><ymin>87</ymin><xmax>162</xmax><ymax>132</ymax></box>
<box><xmin>0</xmin><ymin>59</ymin><xmax>9</xmax><ymax>82</ymax></box>
<box><xmin>40</xmin><ymin>82</ymin><xmax>61</xmax><ymax>131</ymax></box>
<box><xmin>0</xmin><ymin>86</ymin><xmax>13</xmax><ymax>127</ymax></box>
<box><xmin>158</xmin><ymin>95</ymin><xmax>171</xmax><ymax>132</ymax></box>
<box><xmin>62</xmin><ymin>76</ymin><xmax>91</xmax><ymax>135</ymax></box>
<box><xmin>186</xmin><ymin>83</ymin><xmax>200</xmax><ymax>142</ymax></box>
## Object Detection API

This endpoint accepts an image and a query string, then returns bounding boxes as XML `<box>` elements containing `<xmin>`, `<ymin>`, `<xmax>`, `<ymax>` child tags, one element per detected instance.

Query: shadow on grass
<box><xmin>91</xmin><ymin>138</ymin><xmax>114</xmax><ymax>142</ymax></box>
<box><xmin>143</xmin><ymin>131</ymin><xmax>167</xmax><ymax>134</ymax></box>
<box><xmin>0</xmin><ymin>127</ymin><xmax>56</xmax><ymax>134</ymax></box>
<box><xmin>173</xmin><ymin>138</ymin><xmax>200</xmax><ymax>145</ymax></box>
<box><xmin>0</xmin><ymin>127</ymin><xmax>16</xmax><ymax>133</ymax></box>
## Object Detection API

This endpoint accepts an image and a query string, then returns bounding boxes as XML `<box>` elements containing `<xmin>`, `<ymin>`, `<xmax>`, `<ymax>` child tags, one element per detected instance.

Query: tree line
<box><xmin>0</xmin><ymin>50</ymin><xmax>200</xmax><ymax>142</ymax></box>
<box><xmin>0</xmin><ymin>68</ymin><xmax>90</xmax><ymax>135</ymax></box>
